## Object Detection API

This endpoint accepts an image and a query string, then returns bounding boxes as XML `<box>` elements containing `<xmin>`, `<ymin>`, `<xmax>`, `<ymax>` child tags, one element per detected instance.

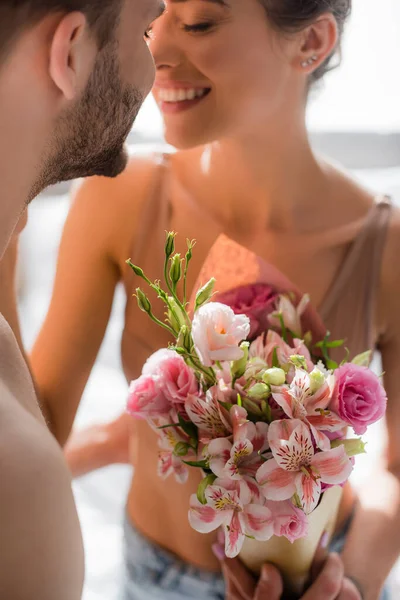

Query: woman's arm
<box><xmin>340</xmin><ymin>211</ymin><xmax>400</xmax><ymax>599</ymax></box>
<box><xmin>31</xmin><ymin>158</ymin><xmax>157</xmax><ymax>446</ymax></box>
<box><xmin>64</xmin><ymin>412</ymin><xmax>131</xmax><ymax>478</ymax></box>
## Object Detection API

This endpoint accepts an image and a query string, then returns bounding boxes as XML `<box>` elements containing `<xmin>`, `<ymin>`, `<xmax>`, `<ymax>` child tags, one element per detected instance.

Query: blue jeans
<box><xmin>121</xmin><ymin>517</ymin><xmax>391</xmax><ymax>600</ymax></box>
<box><xmin>121</xmin><ymin>518</ymin><xmax>225</xmax><ymax>600</ymax></box>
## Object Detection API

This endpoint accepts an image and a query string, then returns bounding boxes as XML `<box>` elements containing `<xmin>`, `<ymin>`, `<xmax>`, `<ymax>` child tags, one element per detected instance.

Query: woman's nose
<box><xmin>149</xmin><ymin>16</ymin><xmax>185</xmax><ymax>71</ymax></box>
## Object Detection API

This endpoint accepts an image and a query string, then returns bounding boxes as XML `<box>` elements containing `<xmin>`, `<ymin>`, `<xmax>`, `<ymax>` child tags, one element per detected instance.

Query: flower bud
<box><xmin>168</xmin><ymin>297</ymin><xmax>187</xmax><ymax>332</ymax></box>
<box><xmin>231</xmin><ymin>342</ymin><xmax>250</xmax><ymax>381</ymax></box>
<box><xmin>177</xmin><ymin>325</ymin><xmax>192</xmax><ymax>353</ymax></box>
<box><xmin>197</xmin><ymin>473</ymin><xmax>217</xmax><ymax>505</ymax></box>
<box><xmin>248</xmin><ymin>382</ymin><xmax>270</xmax><ymax>401</ymax></box>
<box><xmin>303</xmin><ymin>331</ymin><xmax>313</xmax><ymax>347</ymax></box>
<box><xmin>165</xmin><ymin>231</ymin><xmax>176</xmax><ymax>259</ymax></box>
<box><xmin>169</xmin><ymin>254</ymin><xmax>182</xmax><ymax>285</ymax></box>
<box><xmin>262</xmin><ymin>367</ymin><xmax>286</xmax><ymax>386</ymax></box>
<box><xmin>136</xmin><ymin>288</ymin><xmax>151</xmax><ymax>314</ymax></box>
<box><xmin>174</xmin><ymin>442</ymin><xmax>190</xmax><ymax>457</ymax></box>
<box><xmin>309</xmin><ymin>368</ymin><xmax>326</xmax><ymax>394</ymax></box>
<box><xmin>127</xmin><ymin>260</ymin><xmax>146</xmax><ymax>279</ymax></box>
<box><xmin>289</xmin><ymin>355</ymin><xmax>308</xmax><ymax>370</ymax></box>
<box><xmin>194</xmin><ymin>278</ymin><xmax>216</xmax><ymax>311</ymax></box>
<box><xmin>242</xmin><ymin>398</ymin><xmax>263</xmax><ymax>416</ymax></box>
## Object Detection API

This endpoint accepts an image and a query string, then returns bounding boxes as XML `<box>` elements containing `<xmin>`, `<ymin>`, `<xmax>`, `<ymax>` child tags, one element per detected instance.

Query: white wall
<box><xmin>308</xmin><ymin>0</ymin><xmax>400</xmax><ymax>132</ymax></box>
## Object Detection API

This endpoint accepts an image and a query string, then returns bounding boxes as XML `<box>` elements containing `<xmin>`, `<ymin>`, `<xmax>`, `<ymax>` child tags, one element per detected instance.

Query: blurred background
<box><xmin>16</xmin><ymin>0</ymin><xmax>400</xmax><ymax>598</ymax></box>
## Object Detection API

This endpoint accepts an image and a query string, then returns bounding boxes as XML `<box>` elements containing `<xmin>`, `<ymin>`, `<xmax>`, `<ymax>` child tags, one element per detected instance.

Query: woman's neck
<box><xmin>184</xmin><ymin>123</ymin><xmax>331</xmax><ymax>238</ymax></box>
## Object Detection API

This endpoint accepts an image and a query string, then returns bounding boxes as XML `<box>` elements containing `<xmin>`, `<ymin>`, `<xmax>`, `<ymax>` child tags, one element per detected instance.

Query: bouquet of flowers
<box><xmin>126</xmin><ymin>233</ymin><xmax>387</xmax><ymax>594</ymax></box>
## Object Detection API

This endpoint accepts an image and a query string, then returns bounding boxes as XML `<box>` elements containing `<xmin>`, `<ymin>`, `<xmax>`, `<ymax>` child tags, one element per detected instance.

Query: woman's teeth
<box><xmin>158</xmin><ymin>88</ymin><xmax>208</xmax><ymax>102</ymax></box>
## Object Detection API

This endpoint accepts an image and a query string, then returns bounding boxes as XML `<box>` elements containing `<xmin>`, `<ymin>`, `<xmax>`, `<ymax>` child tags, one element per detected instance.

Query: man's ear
<box><xmin>49</xmin><ymin>12</ymin><xmax>96</xmax><ymax>100</ymax></box>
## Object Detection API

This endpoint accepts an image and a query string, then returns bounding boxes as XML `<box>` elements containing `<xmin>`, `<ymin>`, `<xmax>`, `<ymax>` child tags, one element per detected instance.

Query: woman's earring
<box><xmin>301</xmin><ymin>55</ymin><xmax>318</xmax><ymax>68</ymax></box>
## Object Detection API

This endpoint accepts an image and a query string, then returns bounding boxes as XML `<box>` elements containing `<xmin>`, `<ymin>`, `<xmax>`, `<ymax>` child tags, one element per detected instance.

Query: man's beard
<box><xmin>29</xmin><ymin>42</ymin><xmax>143</xmax><ymax>201</ymax></box>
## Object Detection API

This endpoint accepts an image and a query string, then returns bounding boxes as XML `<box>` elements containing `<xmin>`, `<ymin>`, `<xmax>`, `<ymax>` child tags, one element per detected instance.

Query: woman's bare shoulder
<box><xmin>67</xmin><ymin>145</ymin><xmax>174</xmax><ymax>264</ymax></box>
<box><xmin>72</xmin><ymin>145</ymin><xmax>172</xmax><ymax>216</ymax></box>
<box><xmin>381</xmin><ymin>202</ymin><xmax>400</xmax><ymax>295</ymax></box>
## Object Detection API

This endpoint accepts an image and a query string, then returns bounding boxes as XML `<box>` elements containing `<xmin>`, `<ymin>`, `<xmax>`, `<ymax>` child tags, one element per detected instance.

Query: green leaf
<box><xmin>351</xmin><ymin>350</ymin><xmax>372</xmax><ymax>367</ymax></box>
<box><xmin>178</xmin><ymin>414</ymin><xmax>198</xmax><ymax>442</ymax></box>
<box><xmin>325</xmin><ymin>357</ymin><xmax>338</xmax><ymax>370</ymax></box>
<box><xmin>315</xmin><ymin>339</ymin><xmax>345</xmax><ymax>349</ymax></box>
<box><xmin>272</xmin><ymin>347</ymin><xmax>280</xmax><ymax>368</ymax></box>
<box><xmin>339</xmin><ymin>347</ymin><xmax>350</xmax><ymax>366</ymax></box>
<box><xmin>157</xmin><ymin>422</ymin><xmax>180</xmax><ymax>430</ymax></box>
<box><xmin>218</xmin><ymin>400</ymin><xmax>233</xmax><ymax>412</ymax></box>
<box><xmin>242</xmin><ymin>398</ymin><xmax>263</xmax><ymax>417</ymax></box>
<box><xmin>331</xmin><ymin>438</ymin><xmax>367</xmax><ymax>457</ymax></box>
<box><xmin>261</xmin><ymin>400</ymin><xmax>272</xmax><ymax>423</ymax></box>
<box><xmin>183</xmin><ymin>459</ymin><xmax>209</xmax><ymax>469</ymax></box>
<box><xmin>231</xmin><ymin>342</ymin><xmax>250</xmax><ymax>383</ymax></box>
<box><xmin>196</xmin><ymin>474</ymin><xmax>217</xmax><ymax>505</ymax></box>
<box><xmin>278</xmin><ymin>313</ymin><xmax>287</xmax><ymax>343</ymax></box>
<box><xmin>293</xmin><ymin>493</ymin><xmax>302</xmax><ymax>509</ymax></box>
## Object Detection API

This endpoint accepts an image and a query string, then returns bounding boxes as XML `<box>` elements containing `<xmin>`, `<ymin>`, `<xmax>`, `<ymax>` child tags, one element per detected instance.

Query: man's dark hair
<box><xmin>0</xmin><ymin>1</ymin><xmax>121</xmax><ymax>59</ymax></box>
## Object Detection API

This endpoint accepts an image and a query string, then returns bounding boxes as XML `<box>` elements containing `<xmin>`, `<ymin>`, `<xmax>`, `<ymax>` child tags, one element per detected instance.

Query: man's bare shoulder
<box><xmin>0</xmin><ymin>380</ymin><xmax>85</xmax><ymax>599</ymax></box>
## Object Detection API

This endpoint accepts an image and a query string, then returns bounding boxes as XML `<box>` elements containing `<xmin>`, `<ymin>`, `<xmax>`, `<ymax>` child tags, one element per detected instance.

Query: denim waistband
<box><xmin>122</xmin><ymin>517</ymin><xmax>225</xmax><ymax>600</ymax></box>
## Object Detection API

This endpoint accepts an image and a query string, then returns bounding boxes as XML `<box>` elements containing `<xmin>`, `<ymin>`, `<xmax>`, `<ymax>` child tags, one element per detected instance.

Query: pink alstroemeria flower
<box><xmin>269</xmin><ymin>294</ymin><xmax>310</xmax><ymax>338</ymax></box>
<box><xmin>157</xmin><ymin>416</ymin><xmax>193</xmax><ymax>484</ymax></box>
<box><xmin>185</xmin><ymin>387</ymin><xmax>232</xmax><ymax>442</ymax></box>
<box><xmin>189</xmin><ymin>481</ymin><xmax>274</xmax><ymax>557</ymax></box>
<box><xmin>207</xmin><ymin>407</ymin><xmax>269</xmax><ymax>481</ymax></box>
<box><xmin>257</xmin><ymin>420</ymin><xmax>353</xmax><ymax>514</ymax></box>
<box><xmin>271</xmin><ymin>368</ymin><xmax>346</xmax><ymax>450</ymax></box>
<box><xmin>251</xmin><ymin>331</ymin><xmax>313</xmax><ymax>374</ymax></box>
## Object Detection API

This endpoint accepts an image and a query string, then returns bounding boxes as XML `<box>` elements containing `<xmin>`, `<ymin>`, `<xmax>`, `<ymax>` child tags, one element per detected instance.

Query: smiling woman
<box><xmin>149</xmin><ymin>0</ymin><xmax>349</xmax><ymax>149</ymax></box>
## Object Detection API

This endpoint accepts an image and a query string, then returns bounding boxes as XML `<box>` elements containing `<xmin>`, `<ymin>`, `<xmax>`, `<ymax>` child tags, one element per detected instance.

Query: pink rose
<box><xmin>217</xmin><ymin>283</ymin><xmax>279</xmax><ymax>340</ymax></box>
<box><xmin>127</xmin><ymin>375</ymin><xmax>170</xmax><ymax>420</ymax></box>
<box><xmin>143</xmin><ymin>349</ymin><xmax>174</xmax><ymax>376</ymax></box>
<box><xmin>266</xmin><ymin>500</ymin><xmax>309</xmax><ymax>543</ymax></box>
<box><xmin>330</xmin><ymin>363</ymin><xmax>387</xmax><ymax>435</ymax></box>
<box><xmin>192</xmin><ymin>302</ymin><xmax>250</xmax><ymax>367</ymax></box>
<box><xmin>143</xmin><ymin>349</ymin><xmax>199</xmax><ymax>405</ymax></box>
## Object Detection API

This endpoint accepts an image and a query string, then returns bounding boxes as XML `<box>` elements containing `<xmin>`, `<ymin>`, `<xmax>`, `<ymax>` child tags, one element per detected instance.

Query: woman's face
<box><xmin>149</xmin><ymin>0</ymin><xmax>304</xmax><ymax>149</ymax></box>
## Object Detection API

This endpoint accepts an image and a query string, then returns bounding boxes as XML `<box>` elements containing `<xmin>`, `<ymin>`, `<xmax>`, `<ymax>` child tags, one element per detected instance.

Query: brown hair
<box><xmin>0</xmin><ymin>0</ymin><xmax>122</xmax><ymax>58</ymax></box>
<box><xmin>261</xmin><ymin>0</ymin><xmax>351</xmax><ymax>83</ymax></box>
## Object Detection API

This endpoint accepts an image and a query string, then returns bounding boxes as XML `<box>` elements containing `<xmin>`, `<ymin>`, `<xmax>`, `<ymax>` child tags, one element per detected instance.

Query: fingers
<box><xmin>222</xmin><ymin>559</ymin><xmax>283</xmax><ymax>600</ymax></box>
<box><xmin>302</xmin><ymin>553</ymin><xmax>344</xmax><ymax>600</ymax></box>
<box><xmin>222</xmin><ymin>558</ymin><xmax>256</xmax><ymax>600</ymax></box>
<box><xmin>254</xmin><ymin>564</ymin><xmax>284</xmax><ymax>600</ymax></box>
<box><xmin>336</xmin><ymin>577</ymin><xmax>363</xmax><ymax>600</ymax></box>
